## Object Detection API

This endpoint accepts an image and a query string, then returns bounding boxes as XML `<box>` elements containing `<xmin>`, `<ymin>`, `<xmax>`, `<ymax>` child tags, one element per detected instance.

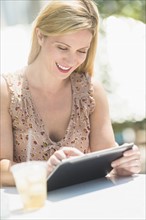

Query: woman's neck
<box><xmin>25</xmin><ymin>61</ymin><xmax>70</xmax><ymax>95</ymax></box>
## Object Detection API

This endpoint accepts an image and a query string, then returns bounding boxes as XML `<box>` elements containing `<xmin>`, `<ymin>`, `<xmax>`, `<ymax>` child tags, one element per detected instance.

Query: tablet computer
<box><xmin>47</xmin><ymin>143</ymin><xmax>133</xmax><ymax>191</ymax></box>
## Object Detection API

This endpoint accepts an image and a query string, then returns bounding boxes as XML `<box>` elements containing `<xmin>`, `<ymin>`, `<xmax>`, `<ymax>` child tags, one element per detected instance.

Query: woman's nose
<box><xmin>64</xmin><ymin>53</ymin><xmax>78</xmax><ymax>67</ymax></box>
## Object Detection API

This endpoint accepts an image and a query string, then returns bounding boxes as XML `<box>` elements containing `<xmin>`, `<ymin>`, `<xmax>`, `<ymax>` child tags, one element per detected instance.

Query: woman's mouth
<box><xmin>56</xmin><ymin>63</ymin><xmax>72</xmax><ymax>73</ymax></box>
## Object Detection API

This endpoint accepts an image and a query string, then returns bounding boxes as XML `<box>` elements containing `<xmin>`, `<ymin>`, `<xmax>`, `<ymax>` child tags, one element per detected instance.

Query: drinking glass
<box><xmin>11</xmin><ymin>161</ymin><xmax>47</xmax><ymax>210</ymax></box>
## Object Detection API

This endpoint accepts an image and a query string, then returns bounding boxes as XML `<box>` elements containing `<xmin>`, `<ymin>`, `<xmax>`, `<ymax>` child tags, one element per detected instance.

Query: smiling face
<box><xmin>36</xmin><ymin>29</ymin><xmax>93</xmax><ymax>79</ymax></box>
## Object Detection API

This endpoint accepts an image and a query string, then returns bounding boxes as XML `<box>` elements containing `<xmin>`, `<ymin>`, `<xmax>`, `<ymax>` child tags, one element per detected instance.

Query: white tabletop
<box><xmin>1</xmin><ymin>174</ymin><xmax>145</xmax><ymax>220</ymax></box>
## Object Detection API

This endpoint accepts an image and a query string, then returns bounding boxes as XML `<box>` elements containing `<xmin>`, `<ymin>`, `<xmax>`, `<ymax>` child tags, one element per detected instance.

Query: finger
<box><xmin>115</xmin><ymin>159</ymin><xmax>141</xmax><ymax>168</ymax></box>
<box><xmin>123</xmin><ymin>145</ymin><xmax>140</xmax><ymax>157</ymax></box>
<box><xmin>53</xmin><ymin>150</ymin><xmax>66</xmax><ymax>161</ymax></box>
<box><xmin>113</xmin><ymin>168</ymin><xmax>132</xmax><ymax>176</ymax></box>
<box><xmin>112</xmin><ymin>158</ymin><xmax>142</xmax><ymax>177</ymax></box>
<box><xmin>47</xmin><ymin>164</ymin><xmax>54</xmax><ymax>176</ymax></box>
<box><xmin>49</xmin><ymin>154</ymin><xmax>61</xmax><ymax>166</ymax></box>
<box><xmin>115</xmin><ymin>165</ymin><xmax>141</xmax><ymax>176</ymax></box>
<box><xmin>111</xmin><ymin>154</ymin><xmax>141</xmax><ymax>168</ymax></box>
<box><xmin>127</xmin><ymin>165</ymin><xmax>141</xmax><ymax>174</ymax></box>
<box><xmin>61</xmin><ymin>147</ymin><xmax>84</xmax><ymax>157</ymax></box>
<box><xmin>111</xmin><ymin>145</ymin><xmax>141</xmax><ymax>167</ymax></box>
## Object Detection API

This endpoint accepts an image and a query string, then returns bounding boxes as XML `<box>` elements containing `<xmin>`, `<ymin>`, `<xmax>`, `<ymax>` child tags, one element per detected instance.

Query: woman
<box><xmin>0</xmin><ymin>0</ymin><xmax>141</xmax><ymax>186</ymax></box>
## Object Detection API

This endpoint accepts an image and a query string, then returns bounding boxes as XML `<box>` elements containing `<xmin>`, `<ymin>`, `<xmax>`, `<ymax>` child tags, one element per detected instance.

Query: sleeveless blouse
<box><xmin>3</xmin><ymin>67</ymin><xmax>96</xmax><ymax>162</ymax></box>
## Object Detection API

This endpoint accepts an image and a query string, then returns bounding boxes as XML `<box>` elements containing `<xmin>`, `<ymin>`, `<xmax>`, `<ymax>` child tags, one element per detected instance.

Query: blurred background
<box><xmin>1</xmin><ymin>0</ymin><xmax>145</xmax><ymax>173</ymax></box>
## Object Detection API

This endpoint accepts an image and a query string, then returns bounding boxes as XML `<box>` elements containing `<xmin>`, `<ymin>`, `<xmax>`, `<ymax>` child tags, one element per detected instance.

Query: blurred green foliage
<box><xmin>113</xmin><ymin>118</ymin><xmax>146</xmax><ymax>132</ymax></box>
<box><xmin>96</xmin><ymin>0</ymin><xmax>146</xmax><ymax>23</ymax></box>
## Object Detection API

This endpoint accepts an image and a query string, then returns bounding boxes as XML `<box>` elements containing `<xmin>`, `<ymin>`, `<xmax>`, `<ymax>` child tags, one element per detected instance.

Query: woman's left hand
<box><xmin>111</xmin><ymin>145</ymin><xmax>142</xmax><ymax>176</ymax></box>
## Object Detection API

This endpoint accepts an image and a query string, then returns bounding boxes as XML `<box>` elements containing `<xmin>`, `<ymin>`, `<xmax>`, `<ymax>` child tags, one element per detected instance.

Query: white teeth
<box><xmin>57</xmin><ymin>63</ymin><xmax>70</xmax><ymax>70</ymax></box>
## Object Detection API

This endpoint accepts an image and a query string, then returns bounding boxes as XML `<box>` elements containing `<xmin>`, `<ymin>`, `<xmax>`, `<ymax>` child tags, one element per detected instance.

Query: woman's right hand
<box><xmin>47</xmin><ymin>147</ymin><xmax>84</xmax><ymax>175</ymax></box>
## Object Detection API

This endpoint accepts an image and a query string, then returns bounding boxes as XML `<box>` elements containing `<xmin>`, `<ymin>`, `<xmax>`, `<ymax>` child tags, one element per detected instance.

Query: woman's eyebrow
<box><xmin>54</xmin><ymin>41</ymin><xmax>90</xmax><ymax>49</ymax></box>
<box><xmin>54</xmin><ymin>41</ymin><xmax>71</xmax><ymax>47</ymax></box>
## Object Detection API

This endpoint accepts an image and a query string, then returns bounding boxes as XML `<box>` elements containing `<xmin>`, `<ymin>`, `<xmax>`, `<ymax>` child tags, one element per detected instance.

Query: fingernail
<box><xmin>124</xmin><ymin>152</ymin><xmax>128</xmax><ymax>156</ymax></box>
<box><xmin>111</xmin><ymin>162</ymin><xmax>115</xmax><ymax>167</ymax></box>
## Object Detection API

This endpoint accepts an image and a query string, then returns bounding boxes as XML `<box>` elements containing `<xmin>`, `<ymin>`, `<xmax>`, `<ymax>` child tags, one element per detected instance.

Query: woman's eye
<box><xmin>58</xmin><ymin>46</ymin><xmax>68</xmax><ymax>51</ymax></box>
<box><xmin>78</xmin><ymin>50</ymin><xmax>87</xmax><ymax>54</ymax></box>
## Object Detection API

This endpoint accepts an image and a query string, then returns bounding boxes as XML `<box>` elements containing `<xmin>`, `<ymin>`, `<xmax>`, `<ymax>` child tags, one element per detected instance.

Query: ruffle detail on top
<box><xmin>70</xmin><ymin>72</ymin><xmax>96</xmax><ymax>115</ymax></box>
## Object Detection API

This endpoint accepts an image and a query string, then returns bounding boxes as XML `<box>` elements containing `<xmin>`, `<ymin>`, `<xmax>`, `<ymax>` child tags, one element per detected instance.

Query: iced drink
<box><xmin>11</xmin><ymin>161</ymin><xmax>47</xmax><ymax>210</ymax></box>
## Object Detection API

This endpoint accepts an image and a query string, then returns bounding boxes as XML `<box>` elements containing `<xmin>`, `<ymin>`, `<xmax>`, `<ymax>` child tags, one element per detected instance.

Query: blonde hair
<box><xmin>28</xmin><ymin>0</ymin><xmax>99</xmax><ymax>76</ymax></box>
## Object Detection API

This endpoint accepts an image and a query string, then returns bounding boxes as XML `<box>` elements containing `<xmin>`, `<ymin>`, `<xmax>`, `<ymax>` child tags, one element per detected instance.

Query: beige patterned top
<box><xmin>3</xmin><ymin>67</ymin><xmax>95</xmax><ymax>162</ymax></box>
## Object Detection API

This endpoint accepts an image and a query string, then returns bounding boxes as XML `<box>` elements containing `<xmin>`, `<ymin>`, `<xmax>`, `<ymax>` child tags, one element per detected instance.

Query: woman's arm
<box><xmin>0</xmin><ymin>76</ymin><xmax>16</xmax><ymax>186</ymax></box>
<box><xmin>89</xmin><ymin>81</ymin><xmax>116</xmax><ymax>151</ymax></box>
<box><xmin>89</xmin><ymin>81</ymin><xmax>141</xmax><ymax>176</ymax></box>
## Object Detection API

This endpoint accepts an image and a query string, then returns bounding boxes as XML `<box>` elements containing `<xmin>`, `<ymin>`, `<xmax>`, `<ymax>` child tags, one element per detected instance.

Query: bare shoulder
<box><xmin>90</xmin><ymin>80</ymin><xmax>111</xmax><ymax>131</ymax></box>
<box><xmin>0</xmin><ymin>75</ymin><xmax>10</xmax><ymax>107</ymax></box>
<box><xmin>92</xmin><ymin>80</ymin><xmax>109</xmax><ymax>106</ymax></box>
<box><xmin>93</xmin><ymin>80</ymin><xmax>107</xmax><ymax>93</ymax></box>
<box><xmin>1</xmin><ymin>75</ymin><xmax>8</xmax><ymax>92</ymax></box>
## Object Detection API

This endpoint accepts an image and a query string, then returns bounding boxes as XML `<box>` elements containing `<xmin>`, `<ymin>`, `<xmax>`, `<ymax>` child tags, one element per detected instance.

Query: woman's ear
<box><xmin>36</xmin><ymin>28</ymin><xmax>44</xmax><ymax>46</ymax></box>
